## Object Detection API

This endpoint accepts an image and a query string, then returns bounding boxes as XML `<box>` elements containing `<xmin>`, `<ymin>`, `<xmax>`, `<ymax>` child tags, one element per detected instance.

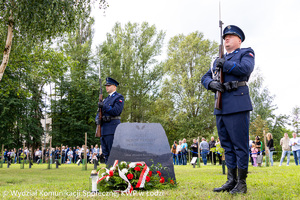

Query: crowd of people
<box><xmin>170</xmin><ymin>132</ymin><xmax>300</xmax><ymax>167</ymax></box>
<box><xmin>171</xmin><ymin>139</ymin><xmax>188</xmax><ymax>165</ymax></box>
<box><xmin>170</xmin><ymin>137</ymin><xmax>223</xmax><ymax>166</ymax></box>
<box><xmin>2</xmin><ymin>133</ymin><xmax>300</xmax><ymax>168</ymax></box>
<box><xmin>249</xmin><ymin>132</ymin><xmax>300</xmax><ymax>167</ymax></box>
<box><xmin>1</xmin><ymin>144</ymin><xmax>105</xmax><ymax>165</ymax></box>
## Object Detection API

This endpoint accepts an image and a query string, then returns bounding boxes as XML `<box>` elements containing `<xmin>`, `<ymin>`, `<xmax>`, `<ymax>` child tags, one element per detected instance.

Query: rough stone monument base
<box><xmin>107</xmin><ymin>123</ymin><xmax>176</xmax><ymax>180</ymax></box>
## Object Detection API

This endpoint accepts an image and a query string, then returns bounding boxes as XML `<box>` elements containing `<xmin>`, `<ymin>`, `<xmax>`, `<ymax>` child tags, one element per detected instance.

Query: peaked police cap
<box><xmin>105</xmin><ymin>77</ymin><xmax>119</xmax><ymax>86</ymax></box>
<box><xmin>223</xmin><ymin>25</ymin><xmax>245</xmax><ymax>42</ymax></box>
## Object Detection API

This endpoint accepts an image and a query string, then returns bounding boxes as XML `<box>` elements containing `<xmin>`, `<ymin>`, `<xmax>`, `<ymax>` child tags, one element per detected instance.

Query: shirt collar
<box><xmin>108</xmin><ymin>91</ymin><xmax>116</xmax><ymax>96</ymax></box>
<box><xmin>226</xmin><ymin>48</ymin><xmax>240</xmax><ymax>55</ymax></box>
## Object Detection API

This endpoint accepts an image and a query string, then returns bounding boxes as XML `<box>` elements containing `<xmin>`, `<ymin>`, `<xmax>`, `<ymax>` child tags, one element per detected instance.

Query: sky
<box><xmin>92</xmin><ymin>0</ymin><xmax>300</xmax><ymax>118</ymax></box>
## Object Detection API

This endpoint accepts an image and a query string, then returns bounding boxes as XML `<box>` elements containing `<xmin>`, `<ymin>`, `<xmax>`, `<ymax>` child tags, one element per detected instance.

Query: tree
<box><xmin>291</xmin><ymin>106</ymin><xmax>300</xmax><ymax>134</ymax></box>
<box><xmin>249</xmin><ymin>70</ymin><xmax>276</xmax><ymax>123</ymax></box>
<box><xmin>157</xmin><ymin>31</ymin><xmax>218</xmax><ymax>142</ymax></box>
<box><xmin>0</xmin><ymin>0</ymin><xmax>107</xmax><ymax>81</ymax></box>
<box><xmin>97</xmin><ymin>22</ymin><xmax>165</xmax><ymax>122</ymax></box>
<box><xmin>249</xmin><ymin>69</ymin><xmax>289</xmax><ymax>149</ymax></box>
<box><xmin>0</xmin><ymin>42</ymin><xmax>68</xmax><ymax>149</ymax></box>
<box><xmin>50</xmin><ymin>16</ymin><xmax>99</xmax><ymax>147</ymax></box>
<box><xmin>250</xmin><ymin>115</ymin><xmax>269</xmax><ymax>139</ymax></box>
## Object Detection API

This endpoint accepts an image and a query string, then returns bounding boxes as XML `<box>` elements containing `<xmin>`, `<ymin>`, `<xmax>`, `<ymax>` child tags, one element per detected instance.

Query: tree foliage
<box><xmin>0</xmin><ymin>0</ymin><xmax>106</xmax><ymax>81</ymax></box>
<box><xmin>97</xmin><ymin>22</ymin><xmax>165</xmax><ymax>122</ymax></box>
<box><xmin>50</xmin><ymin>16</ymin><xmax>98</xmax><ymax>147</ymax></box>
<box><xmin>156</xmin><ymin>31</ymin><xmax>218</xmax><ymax>143</ymax></box>
<box><xmin>0</xmin><ymin>42</ymin><xmax>68</xmax><ymax>149</ymax></box>
<box><xmin>291</xmin><ymin>106</ymin><xmax>300</xmax><ymax>134</ymax></box>
<box><xmin>249</xmin><ymin>69</ymin><xmax>290</xmax><ymax>148</ymax></box>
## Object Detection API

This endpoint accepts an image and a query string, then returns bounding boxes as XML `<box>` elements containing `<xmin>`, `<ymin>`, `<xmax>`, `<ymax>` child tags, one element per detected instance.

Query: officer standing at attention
<box><xmin>96</xmin><ymin>77</ymin><xmax>124</xmax><ymax>164</ymax></box>
<box><xmin>201</xmin><ymin>25</ymin><xmax>255</xmax><ymax>194</ymax></box>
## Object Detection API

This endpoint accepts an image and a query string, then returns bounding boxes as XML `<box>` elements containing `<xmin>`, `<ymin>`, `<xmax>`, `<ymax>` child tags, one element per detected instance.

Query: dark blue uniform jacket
<box><xmin>98</xmin><ymin>91</ymin><xmax>124</xmax><ymax>136</ymax></box>
<box><xmin>201</xmin><ymin>48</ymin><xmax>255</xmax><ymax>115</ymax></box>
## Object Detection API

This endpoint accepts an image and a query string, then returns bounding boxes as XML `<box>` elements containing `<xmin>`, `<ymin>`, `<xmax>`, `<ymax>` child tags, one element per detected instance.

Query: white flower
<box><xmin>129</xmin><ymin>163</ymin><xmax>136</xmax><ymax>168</ymax></box>
<box><xmin>120</xmin><ymin>161</ymin><xmax>127</xmax><ymax>165</ymax></box>
<box><xmin>121</xmin><ymin>168</ymin><xmax>128</xmax><ymax>174</ymax></box>
<box><xmin>106</xmin><ymin>176</ymin><xmax>110</xmax><ymax>181</ymax></box>
<box><xmin>110</xmin><ymin>166</ymin><xmax>116</xmax><ymax>171</ymax></box>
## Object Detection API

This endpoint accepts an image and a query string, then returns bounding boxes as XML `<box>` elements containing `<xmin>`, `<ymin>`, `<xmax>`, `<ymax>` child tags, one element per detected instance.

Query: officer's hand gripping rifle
<box><xmin>95</xmin><ymin>64</ymin><xmax>103</xmax><ymax>138</ymax></box>
<box><xmin>215</xmin><ymin>2</ymin><xmax>224</xmax><ymax>110</ymax></box>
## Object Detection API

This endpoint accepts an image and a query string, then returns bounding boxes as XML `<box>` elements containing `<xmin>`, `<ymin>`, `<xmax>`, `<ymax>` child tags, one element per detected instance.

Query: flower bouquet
<box><xmin>97</xmin><ymin>160</ymin><xmax>176</xmax><ymax>193</ymax></box>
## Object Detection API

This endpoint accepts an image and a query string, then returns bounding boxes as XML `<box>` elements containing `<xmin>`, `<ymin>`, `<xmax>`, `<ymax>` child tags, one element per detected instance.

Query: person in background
<box><xmin>266</xmin><ymin>133</ymin><xmax>274</xmax><ymax>166</ymax></box>
<box><xmin>6</xmin><ymin>149</ymin><xmax>11</xmax><ymax>165</ymax></box>
<box><xmin>200</xmin><ymin>138</ymin><xmax>209</xmax><ymax>165</ymax></box>
<box><xmin>10</xmin><ymin>149</ymin><xmax>15</xmax><ymax>165</ymax></box>
<box><xmin>190</xmin><ymin>139</ymin><xmax>198</xmax><ymax>158</ymax></box>
<box><xmin>249</xmin><ymin>136</ymin><xmax>253</xmax><ymax>165</ymax></box>
<box><xmin>171</xmin><ymin>141</ymin><xmax>178</xmax><ymax>165</ymax></box>
<box><xmin>35</xmin><ymin>148</ymin><xmax>42</xmax><ymax>164</ymax></box>
<box><xmin>253</xmin><ymin>136</ymin><xmax>262</xmax><ymax>166</ymax></box>
<box><xmin>18</xmin><ymin>148</ymin><xmax>22</xmax><ymax>163</ymax></box>
<box><xmin>66</xmin><ymin>158</ymin><xmax>71</xmax><ymax>164</ymax></box>
<box><xmin>208</xmin><ymin>136</ymin><xmax>216</xmax><ymax>165</ymax></box>
<box><xmin>94</xmin><ymin>144</ymin><xmax>100</xmax><ymax>161</ymax></box>
<box><xmin>251</xmin><ymin>143</ymin><xmax>258</xmax><ymax>167</ymax></box>
<box><xmin>289</xmin><ymin>132</ymin><xmax>300</xmax><ymax>165</ymax></box>
<box><xmin>65</xmin><ymin>145</ymin><xmax>69</xmax><ymax>164</ymax></box>
<box><xmin>73</xmin><ymin>147</ymin><xmax>77</xmax><ymax>163</ymax></box>
<box><xmin>77</xmin><ymin>147</ymin><xmax>82</xmax><ymax>165</ymax></box>
<box><xmin>181</xmin><ymin>138</ymin><xmax>188</xmax><ymax>165</ymax></box>
<box><xmin>216</xmin><ymin>137</ymin><xmax>222</xmax><ymax>165</ymax></box>
<box><xmin>3</xmin><ymin>149</ymin><xmax>7</xmax><ymax>163</ymax></box>
<box><xmin>279</xmin><ymin>133</ymin><xmax>291</xmax><ymax>166</ymax></box>
<box><xmin>176</xmin><ymin>140</ymin><xmax>182</xmax><ymax>165</ymax></box>
<box><xmin>45</xmin><ymin>148</ymin><xmax>49</xmax><ymax>163</ymax></box>
<box><xmin>61</xmin><ymin>146</ymin><xmax>66</xmax><ymax>164</ymax></box>
<box><xmin>67</xmin><ymin>148</ymin><xmax>73</xmax><ymax>163</ymax></box>
<box><xmin>90</xmin><ymin>145</ymin><xmax>94</xmax><ymax>159</ymax></box>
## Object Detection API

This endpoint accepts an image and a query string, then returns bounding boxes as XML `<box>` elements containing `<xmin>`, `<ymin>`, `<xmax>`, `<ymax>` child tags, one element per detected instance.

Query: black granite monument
<box><xmin>107</xmin><ymin>123</ymin><xmax>176</xmax><ymax>180</ymax></box>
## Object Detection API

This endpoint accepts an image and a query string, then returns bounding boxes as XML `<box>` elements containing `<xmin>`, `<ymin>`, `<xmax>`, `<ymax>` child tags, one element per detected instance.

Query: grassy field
<box><xmin>0</xmin><ymin>162</ymin><xmax>300</xmax><ymax>200</ymax></box>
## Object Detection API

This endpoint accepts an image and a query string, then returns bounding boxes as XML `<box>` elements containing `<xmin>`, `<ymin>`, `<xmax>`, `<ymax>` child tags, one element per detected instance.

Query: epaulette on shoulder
<box><xmin>241</xmin><ymin>47</ymin><xmax>253</xmax><ymax>51</ymax></box>
<box><xmin>112</xmin><ymin>92</ymin><xmax>122</xmax><ymax>98</ymax></box>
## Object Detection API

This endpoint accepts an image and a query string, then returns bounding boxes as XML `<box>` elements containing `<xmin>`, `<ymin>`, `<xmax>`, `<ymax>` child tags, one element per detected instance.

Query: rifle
<box><xmin>215</xmin><ymin>1</ymin><xmax>224</xmax><ymax>110</ymax></box>
<box><xmin>95</xmin><ymin>64</ymin><xmax>103</xmax><ymax>137</ymax></box>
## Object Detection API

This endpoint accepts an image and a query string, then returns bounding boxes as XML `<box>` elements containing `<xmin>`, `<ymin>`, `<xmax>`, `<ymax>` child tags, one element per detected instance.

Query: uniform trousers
<box><xmin>216</xmin><ymin>111</ymin><xmax>250</xmax><ymax>170</ymax></box>
<box><xmin>101</xmin><ymin>134</ymin><xmax>115</xmax><ymax>164</ymax></box>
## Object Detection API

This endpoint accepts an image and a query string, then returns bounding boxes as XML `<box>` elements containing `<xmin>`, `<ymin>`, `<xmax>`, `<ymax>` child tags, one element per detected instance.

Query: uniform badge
<box><xmin>249</xmin><ymin>53</ymin><xmax>254</xmax><ymax>57</ymax></box>
<box><xmin>119</xmin><ymin>100</ymin><xmax>123</xmax><ymax>102</ymax></box>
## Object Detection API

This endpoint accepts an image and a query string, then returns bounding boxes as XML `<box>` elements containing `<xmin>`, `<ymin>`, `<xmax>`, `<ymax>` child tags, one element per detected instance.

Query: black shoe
<box><xmin>230</xmin><ymin>168</ymin><xmax>247</xmax><ymax>194</ymax></box>
<box><xmin>213</xmin><ymin>168</ymin><xmax>237</xmax><ymax>192</ymax></box>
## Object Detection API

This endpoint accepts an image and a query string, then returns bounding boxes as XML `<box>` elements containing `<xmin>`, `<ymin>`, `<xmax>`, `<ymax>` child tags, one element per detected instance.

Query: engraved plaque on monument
<box><xmin>107</xmin><ymin>123</ymin><xmax>176</xmax><ymax>180</ymax></box>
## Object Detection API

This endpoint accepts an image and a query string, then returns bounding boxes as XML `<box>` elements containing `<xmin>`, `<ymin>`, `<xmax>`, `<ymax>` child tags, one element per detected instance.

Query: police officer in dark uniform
<box><xmin>201</xmin><ymin>25</ymin><xmax>255</xmax><ymax>194</ymax></box>
<box><xmin>96</xmin><ymin>77</ymin><xmax>124</xmax><ymax>164</ymax></box>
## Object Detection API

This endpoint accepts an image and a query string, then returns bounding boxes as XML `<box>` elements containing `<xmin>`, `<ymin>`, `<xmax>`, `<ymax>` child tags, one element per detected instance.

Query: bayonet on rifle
<box><xmin>95</xmin><ymin>63</ymin><xmax>103</xmax><ymax>137</ymax></box>
<box><xmin>215</xmin><ymin>0</ymin><xmax>224</xmax><ymax>110</ymax></box>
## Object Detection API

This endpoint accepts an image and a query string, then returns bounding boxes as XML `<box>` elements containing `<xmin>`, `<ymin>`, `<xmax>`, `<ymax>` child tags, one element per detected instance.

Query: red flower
<box><xmin>134</xmin><ymin>166</ymin><xmax>141</xmax><ymax>171</ymax></box>
<box><xmin>170</xmin><ymin>180</ymin><xmax>174</xmax><ymax>185</ymax></box>
<box><xmin>156</xmin><ymin>171</ymin><xmax>161</xmax><ymax>177</ymax></box>
<box><xmin>159</xmin><ymin>177</ymin><xmax>165</xmax><ymax>183</ymax></box>
<box><xmin>146</xmin><ymin>176</ymin><xmax>151</xmax><ymax>182</ymax></box>
<box><xmin>127</xmin><ymin>173</ymin><xmax>134</xmax><ymax>180</ymax></box>
<box><xmin>136</xmin><ymin>163</ymin><xmax>143</xmax><ymax>166</ymax></box>
<box><xmin>109</xmin><ymin>170</ymin><xmax>114</xmax><ymax>177</ymax></box>
<box><xmin>148</xmin><ymin>171</ymin><xmax>152</xmax><ymax>177</ymax></box>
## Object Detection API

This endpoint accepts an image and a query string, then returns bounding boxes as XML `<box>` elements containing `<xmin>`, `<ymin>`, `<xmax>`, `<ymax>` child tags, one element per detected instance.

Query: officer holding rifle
<box><xmin>201</xmin><ymin>25</ymin><xmax>255</xmax><ymax>194</ymax></box>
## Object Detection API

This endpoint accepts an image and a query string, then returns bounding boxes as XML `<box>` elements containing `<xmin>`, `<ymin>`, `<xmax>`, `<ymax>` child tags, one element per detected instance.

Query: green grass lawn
<box><xmin>0</xmin><ymin>162</ymin><xmax>299</xmax><ymax>200</ymax></box>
